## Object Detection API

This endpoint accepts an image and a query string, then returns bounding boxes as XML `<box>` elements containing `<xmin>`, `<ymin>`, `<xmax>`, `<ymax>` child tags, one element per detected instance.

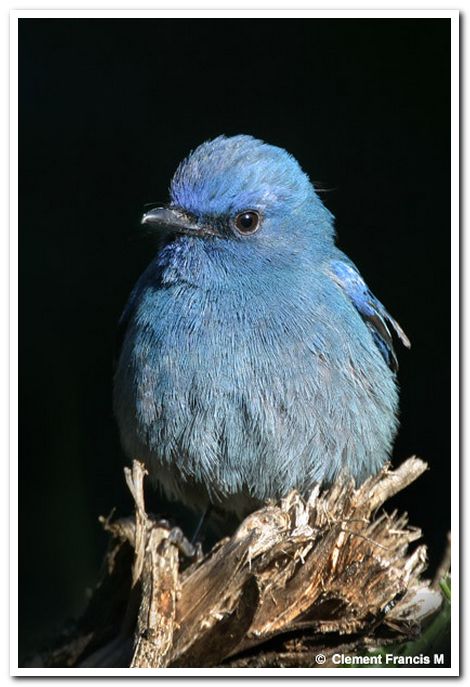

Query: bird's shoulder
<box><xmin>325</xmin><ymin>256</ymin><xmax>410</xmax><ymax>372</ymax></box>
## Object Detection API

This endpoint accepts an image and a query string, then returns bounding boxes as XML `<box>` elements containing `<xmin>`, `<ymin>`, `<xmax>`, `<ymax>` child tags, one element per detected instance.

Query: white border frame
<box><xmin>9</xmin><ymin>8</ymin><xmax>460</xmax><ymax>678</ymax></box>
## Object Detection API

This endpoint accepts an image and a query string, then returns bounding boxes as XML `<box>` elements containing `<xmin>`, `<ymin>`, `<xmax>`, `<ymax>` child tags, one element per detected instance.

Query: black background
<box><xmin>19</xmin><ymin>18</ymin><xmax>450</xmax><ymax>658</ymax></box>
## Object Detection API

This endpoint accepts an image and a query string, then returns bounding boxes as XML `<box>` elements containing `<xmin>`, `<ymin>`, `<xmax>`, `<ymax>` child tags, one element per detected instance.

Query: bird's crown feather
<box><xmin>170</xmin><ymin>134</ymin><xmax>316</xmax><ymax>218</ymax></box>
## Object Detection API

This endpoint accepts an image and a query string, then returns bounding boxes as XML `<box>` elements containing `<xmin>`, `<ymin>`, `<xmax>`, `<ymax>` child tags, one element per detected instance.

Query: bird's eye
<box><xmin>234</xmin><ymin>211</ymin><xmax>261</xmax><ymax>235</ymax></box>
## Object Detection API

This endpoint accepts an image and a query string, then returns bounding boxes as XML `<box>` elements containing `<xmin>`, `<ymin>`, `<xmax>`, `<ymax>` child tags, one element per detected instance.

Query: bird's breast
<box><xmin>113</xmin><ymin>268</ymin><xmax>398</xmax><ymax>506</ymax></box>
<box><xmin>125</xmin><ymin>273</ymin><xmax>363</xmax><ymax>420</ymax></box>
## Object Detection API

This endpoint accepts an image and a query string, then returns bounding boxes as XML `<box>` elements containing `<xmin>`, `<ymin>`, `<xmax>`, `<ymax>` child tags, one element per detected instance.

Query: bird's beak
<box><xmin>141</xmin><ymin>207</ymin><xmax>220</xmax><ymax>237</ymax></box>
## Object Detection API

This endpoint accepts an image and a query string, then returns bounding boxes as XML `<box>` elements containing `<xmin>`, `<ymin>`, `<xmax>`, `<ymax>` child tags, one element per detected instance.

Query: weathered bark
<box><xmin>31</xmin><ymin>457</ymin><xmax>447</xmax><ymax>669</ymax></box>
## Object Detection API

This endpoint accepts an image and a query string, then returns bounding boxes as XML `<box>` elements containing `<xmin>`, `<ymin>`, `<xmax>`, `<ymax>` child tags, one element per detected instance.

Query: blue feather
<box><xmin>328</xmin><ymin>259</ymin><xmax>410</xmax><ymax>372</ymax></box>
<box><xmin>113</xmin><ymin>135</ymin><xmax>410</xmax><ymax>518</ymax></box>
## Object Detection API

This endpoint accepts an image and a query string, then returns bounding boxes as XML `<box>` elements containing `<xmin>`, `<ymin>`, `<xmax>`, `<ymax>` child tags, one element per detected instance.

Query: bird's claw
<box><xmin>157</xmin><ymin>524</ymin><xmax>203</xmax><ymax>561</ymax></box>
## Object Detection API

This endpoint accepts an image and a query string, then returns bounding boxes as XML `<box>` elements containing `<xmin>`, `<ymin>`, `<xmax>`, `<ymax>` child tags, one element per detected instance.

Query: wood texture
<box><xmin>31</xmin><ymin>457</ymin><xmax>445</xmax><ymax>669</ymax></box>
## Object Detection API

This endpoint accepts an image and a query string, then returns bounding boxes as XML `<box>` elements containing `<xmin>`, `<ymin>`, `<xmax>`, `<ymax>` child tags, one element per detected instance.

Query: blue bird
<box><xmin>113</xmin><ymin>135</ymin><xmax>410</xmax><ymax>521</ymax></box>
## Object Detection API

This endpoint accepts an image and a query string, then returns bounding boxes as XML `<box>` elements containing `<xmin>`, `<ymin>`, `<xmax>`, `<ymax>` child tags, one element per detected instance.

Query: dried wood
<box><xmin>32</xmin><ymin>456</ymin><xmax>446</xmax><ymax>669</ymax></box>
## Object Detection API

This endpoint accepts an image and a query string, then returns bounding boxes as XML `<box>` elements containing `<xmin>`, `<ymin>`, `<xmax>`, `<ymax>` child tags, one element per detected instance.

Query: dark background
<box><xmin>19</xmin><ymin>18</ymin><xmax>450</xmax><ymax>659</ymax></box>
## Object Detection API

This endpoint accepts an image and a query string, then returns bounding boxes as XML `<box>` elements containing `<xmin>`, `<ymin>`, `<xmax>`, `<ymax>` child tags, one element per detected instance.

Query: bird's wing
<box><xmin>114</xmin><ymin>293</ymin><xmax>135</xmax><ymax>365</ymax></box>
<box><xmin>114</xmin><ymin>272</ymin><xmax>151</xmax><ymax>369</ymax></box>
<box><xmin>328</xmin><ymin>259</ymin><xmax>410</xmax><ymax>372</ymax></box>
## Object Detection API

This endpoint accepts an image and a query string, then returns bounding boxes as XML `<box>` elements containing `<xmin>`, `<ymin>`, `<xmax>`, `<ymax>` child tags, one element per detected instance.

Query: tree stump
<box><xmin>31</xmin><ymin>457</ymin><xmax>449</xmax><ymax>668</ymax></box>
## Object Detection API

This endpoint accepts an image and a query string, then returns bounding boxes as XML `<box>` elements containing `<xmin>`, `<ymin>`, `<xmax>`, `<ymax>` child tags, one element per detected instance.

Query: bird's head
<box><xmin>142</xmin><ymin>135</ymin><xmax>335</xmax><ymax>273</ymax></box>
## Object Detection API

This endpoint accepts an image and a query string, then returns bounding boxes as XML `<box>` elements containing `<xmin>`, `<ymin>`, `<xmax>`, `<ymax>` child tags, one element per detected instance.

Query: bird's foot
<box><xmin>167</xmin><ymin>526</ymin><xmax>203</xmax><ymax>560</ymax></box>
<box><xmin>150</xmin><ymin>516</ymin><xmax>203</xmax><ymax>561</ymax></box>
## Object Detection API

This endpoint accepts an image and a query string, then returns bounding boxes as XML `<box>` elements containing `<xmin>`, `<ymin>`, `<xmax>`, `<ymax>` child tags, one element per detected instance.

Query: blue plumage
<box><xmin>113</xmin><ymin>135</ymin><xmax>410</xmax><ymax>518</ymax></box>
<box><xmin>328</xmin><ymin>260</ymin><xmax>410</xmax><ymax>372</ymax></box>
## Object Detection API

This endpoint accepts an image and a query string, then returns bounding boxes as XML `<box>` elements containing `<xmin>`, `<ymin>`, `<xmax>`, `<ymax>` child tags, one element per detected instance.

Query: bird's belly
<box><xmin>114</xmin><ymin>290</ymin><xmax>398</xmax><ymax>515</ymax></box>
